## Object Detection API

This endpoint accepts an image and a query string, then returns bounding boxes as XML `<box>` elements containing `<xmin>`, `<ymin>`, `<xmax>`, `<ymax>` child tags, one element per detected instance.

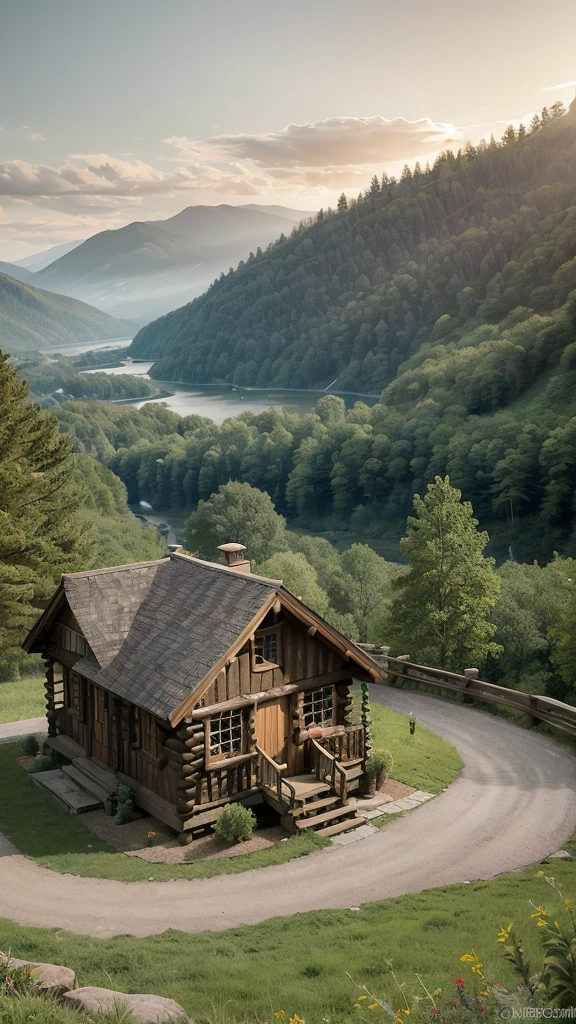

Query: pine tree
<box><xmin>387</xmin><ymin>477</ymin><xmax>501</xmax><ymax>670</ymax></box>
<box><xmin>530</xmin><ymin>113</ymin><xmax>541</xmax><ymax>134</ymax></box>
<box><xmin>368</xmin><ymin>174</ymin><xmax>380</xmax><ymax>196</ymax></box>
<box><xmin>337</xmin><ymin>193</ymin><xmax>348</xmax><ymax>212</ymax></box>
<box><xmin>551</xmin><ymin>589</ymin><xmax>576</xmax><ymax>692</ymax></box>
<box><xmin>501</xmin><ymin>124</ymin><xmax>517</xmax><ymax>145</ymax></box>
<box><xmin>0</xmin><ymin>350</ymin><xmax>88</xmax><ymax>677</ymax></box>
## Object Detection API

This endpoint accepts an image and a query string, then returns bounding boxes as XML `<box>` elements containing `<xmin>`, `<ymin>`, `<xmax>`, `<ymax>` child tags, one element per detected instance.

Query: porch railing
<box><xmin>256</xmin><ymin>745</ymin><xmax>296</xmax><ymax>811</ymax></box>
<box><xmin>323</xmin><ymin>724</ymin><xmax>364</xmax><ymax>762</ymax></box>
<box><xmin>310</xmin><ymin>737</ymin><xmax>348</xmax><ymax>803</ymax></box>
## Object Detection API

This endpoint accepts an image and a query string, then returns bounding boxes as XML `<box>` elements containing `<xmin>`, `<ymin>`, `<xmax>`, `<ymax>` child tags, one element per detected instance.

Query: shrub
<box><xmin>28</xmin><ymin>751</ymin><xmax>59</xmax><ymax>774</ymax></box>
<box><xmin>115</xmin><ymin>784</ymin><xmax>134</xmax><ymax>825</ymax></box>
<box><xmin>21</xmin><ymin>735</ymin><xmax>39</xmax><ymax>757</ymax></box>
<box><xmin>0</xmin><ymin>956</ymin><xmax>38</xmax><ymax>996</ymax></box>
<box><xmin>366</xmin><ymin>749</ymin><xmax>393</xmax><ymax>788</ymax></box>
<box><xmin>213</xmin><ymin>802</ymin><xmax>256</xmax><ymax>842</ymax></box>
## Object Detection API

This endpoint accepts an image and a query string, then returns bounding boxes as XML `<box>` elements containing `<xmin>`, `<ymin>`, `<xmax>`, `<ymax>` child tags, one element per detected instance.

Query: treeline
<box><xmin>14</xmin><ymin>354</ymin><xmax>158</xmax><ymax>405</ymax></box>
<box><xmin>130</xmin><ymin>101</ymin><xmax>576</xmax><ymax>395</ymax></box>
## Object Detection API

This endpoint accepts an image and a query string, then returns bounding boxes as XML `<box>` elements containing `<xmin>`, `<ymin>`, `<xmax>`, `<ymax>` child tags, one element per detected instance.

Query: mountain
<box><xmin>15</xmin><ymin>239</ymin><xmax>85</xmax><ymax>272</ymax></box>
<box><xmin>0</xmin><ymin>272</ymin><xmax>130</xmax><ymax>353</ymax></box>
<box><xmin>131</xmin><ymin>100</ymin><xmax>576</xmax><ymax>396</ymax></box>
<box><xmin>0</xmin><ymin>260</ymin><xmax>36</xmax><ymax>285</ymax></box>
<box><xmin>34</xmin><ymin>204</ymin><xmax>309</xmax><ymax>322</ymax></box>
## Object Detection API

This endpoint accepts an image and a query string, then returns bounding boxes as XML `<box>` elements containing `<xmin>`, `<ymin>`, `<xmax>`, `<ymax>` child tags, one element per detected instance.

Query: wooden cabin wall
<box><xmin>199</xmin><ymin>611</ymin><xmax>347</xmax><ymax>708</ymax></box>
<box><xmin>116</xmin><ymin>702</ymin><xmax>179</xmax><ymax>808</ymax></box>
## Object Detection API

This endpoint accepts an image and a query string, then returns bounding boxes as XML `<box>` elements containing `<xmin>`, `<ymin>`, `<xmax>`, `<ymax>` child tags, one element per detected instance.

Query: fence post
<box><xmin>389</xmin><ymin>655</ymin><xmax>410</xmax><ymax>687</ymax></box>
<box><xmin>462</xmin><ymin>668</ymin><xmax>478</xmax><ymax>704</ymax></box>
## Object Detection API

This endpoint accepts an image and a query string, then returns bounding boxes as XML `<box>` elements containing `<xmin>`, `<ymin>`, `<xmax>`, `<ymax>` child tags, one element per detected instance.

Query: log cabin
<box><xmin>23</xmin><ymin>545</ymin><xmax>381</xmax><ymax>839</ymax></box>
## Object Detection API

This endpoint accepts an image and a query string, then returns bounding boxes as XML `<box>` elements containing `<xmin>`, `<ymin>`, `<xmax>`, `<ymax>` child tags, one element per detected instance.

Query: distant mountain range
<box><xmin>0</xmin><ymin>272</ymin><xmax>130</xmax><ymax>353</ymax></box>
<box><xmin>32</xmin><ymin>203</ymin><xmax>308</xmax><ymax>322</ymax></box>
<box><xmin>15</xmin><ymin>239</ymin><xmax>85</xmax><ymax>272</ymax></box>
<box><xmin>0</xmin><ymin>260</ymin><xmax>36</xmax><ymax>285</ymax></box>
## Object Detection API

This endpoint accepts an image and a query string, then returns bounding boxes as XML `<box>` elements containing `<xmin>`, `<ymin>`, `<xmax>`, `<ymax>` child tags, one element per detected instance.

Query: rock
<box><xmin>63</xmin><ymin>987</ymin><xmax>188</xmax><ymax>1022</ymax></box>
<box><xmin>1</xmin><ymin>953</ymin><xmax>77</xmax><ymax>994</ymax></box>
<box><xmin>548</xmin><ymin>849</ymin><xmax>572</xmax><ymax>860</ymax></box>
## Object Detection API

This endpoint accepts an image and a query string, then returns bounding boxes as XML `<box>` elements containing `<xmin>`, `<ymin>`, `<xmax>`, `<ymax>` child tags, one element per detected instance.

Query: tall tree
<box><xmin>337</xmin><ymin>193</ymin><xmax>348</xmax><ymax>212</ymax></box>
<box><xmin>339</xmin><ymin>544</ymin><xmax>395</xmax><ymax>642</ymax></box>
<box><xmin>0</xmin><ymin>350</ymin><xmax>88</xmax><ymax>677</ymax></box>
<box><xmin>387</xmin><ymin>477</ymin><xmax>501</xmax><ymax>670</ymax></box>
<box><xmin>551</xmin><ymin>588</ymin><xmax>576</xmax><ymax>692</ymax></box>
<box><xmin>183</xmin><ymin>481</ymin><xmax>287</xmax><ymax>563</ymax></box>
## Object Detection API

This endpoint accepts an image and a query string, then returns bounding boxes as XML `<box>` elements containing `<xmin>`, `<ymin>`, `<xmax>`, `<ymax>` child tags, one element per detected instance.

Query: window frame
<box><xmin>132</xmin><ymin>707</ymin><xmax>160</xmax><ymax>760</ymax></box>
<box><xmin>302</xmin><ymin>685</ymin><xmax>334</xmax><ymax>728</ymax></box>
<box><xmin>252</xmin><ymin>622</ymin><xmax>282</xmax><ymax>672</ymax></box>
<box><xmin>205</xmin><ymin>708</ymin><xmax>246</xmax><ymax>763</ymax></box>
<box><xmin>65</xmin><ymin>668</ymin><xmax>85</xmax><ymax>721</ymax></box>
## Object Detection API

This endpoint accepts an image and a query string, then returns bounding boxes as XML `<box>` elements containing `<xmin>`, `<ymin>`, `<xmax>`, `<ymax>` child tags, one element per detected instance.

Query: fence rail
<box><xmin>357</xmin><ymin>645</ymin><xmax>576</xmax><ymax>739</ymax></box>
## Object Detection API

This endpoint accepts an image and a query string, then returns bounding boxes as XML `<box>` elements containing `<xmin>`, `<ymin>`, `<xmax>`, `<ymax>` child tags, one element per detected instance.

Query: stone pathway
<box><xmin>332</xmin><ymin>790</ymin><xmax>435</xmax><ymax>845</ymax></box>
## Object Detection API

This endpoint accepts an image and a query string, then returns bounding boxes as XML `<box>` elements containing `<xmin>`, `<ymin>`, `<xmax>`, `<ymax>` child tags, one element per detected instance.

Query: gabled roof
<box><xmin>95</xmin><ymin>553</ymin><xmax>279</xmax><ymax>720</ymax></box>
<box><xmin>24</xmin><ymin>552</ymin><xmax>380</xmax><ymax>725</ymax></box>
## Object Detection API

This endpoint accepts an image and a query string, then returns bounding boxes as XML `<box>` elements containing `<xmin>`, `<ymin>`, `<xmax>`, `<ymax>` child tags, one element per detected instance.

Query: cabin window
<box><xmin>208</xmin><ymin>709</ymin><xmax>244</xmax><ymax>760</ymax></box>
<box><xmin>252</xmin><ymin>624</ymin><xmax>282</xmax><ymax>671</ymax></box>
<box><xmin>133</xmin><ymin>708</ymin><xmax>159</xmax><ymax>758</ymax></box>
<box><xmin>303</xmin><ymin>686</ymin><xmax>333</xmax><ymax>727</ymax></box>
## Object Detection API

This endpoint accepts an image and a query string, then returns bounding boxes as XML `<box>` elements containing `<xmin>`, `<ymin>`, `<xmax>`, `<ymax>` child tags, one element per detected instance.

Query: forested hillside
<box><xmin>131</xmin><ymin>100</ymin><xmax>576</xmax><ymax>394</ymax></box>
<box><xmin>0</xmin><ymin>273</ymin><xmax>129</xmax><ymax>353</ymax></box>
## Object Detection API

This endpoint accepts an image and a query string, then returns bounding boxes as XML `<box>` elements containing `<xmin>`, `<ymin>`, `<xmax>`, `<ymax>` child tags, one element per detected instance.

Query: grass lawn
<box><xmin>0</xmin><ymin>701</ymin><xmax>461</xmax><ymax>882</ymax></box>
<box><xmin>2</xmin><ymin>851</ymin><xmax>576</xmax><ymax>1024</ymax></box>
<box><xmin>0</xmin><ymin>676</ymin><xmax>45</xmax><ymax>723</ymax></box>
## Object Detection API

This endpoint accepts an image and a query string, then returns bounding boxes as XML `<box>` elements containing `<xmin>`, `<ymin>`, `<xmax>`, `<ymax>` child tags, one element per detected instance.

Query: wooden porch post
<box><xmin>42</xmin><ymin>657</ymin><xmax>57</xmax><ymax>737</ymax></box>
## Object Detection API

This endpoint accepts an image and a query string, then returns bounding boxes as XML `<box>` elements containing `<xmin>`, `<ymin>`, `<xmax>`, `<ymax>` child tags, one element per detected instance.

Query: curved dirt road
<box><xmin>1</xmin><ymin>687</ymin><xmax>575</xmax><ymax>937</ymax></box>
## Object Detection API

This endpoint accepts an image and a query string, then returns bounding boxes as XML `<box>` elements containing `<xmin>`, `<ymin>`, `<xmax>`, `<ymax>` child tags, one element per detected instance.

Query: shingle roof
<box><xmin>63</xmin><ymin>560</ymin><xmax>162</xmax><ymax>669</ymax></box>
<box><xmin>92</xmin><ymin>554</ymin><xmax>278</xmax><ymax>720</ymax></box>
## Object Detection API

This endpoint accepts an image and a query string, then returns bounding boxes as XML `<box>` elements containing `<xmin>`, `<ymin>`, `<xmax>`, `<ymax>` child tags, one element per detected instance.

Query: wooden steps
<box><xmin>295</xmin><ymin>803</ymin><xmax>359</xmax><ymax>830</ymax></box>
<box><xmin>72</xmin><ymin>757</ymin><xmax>117</xmax><ymax>796</ymax></box>
<box><xmin>292</xmin><ymin>794</ymin><xmax>339</xmax><ymax>818</ymax></box>
<box><xmin>316</xmin><ymin>816</ymin><xmax>365</xmax><ymax>838</ymax></box>
<box><xmin>44</xmin><ymin>735</ymin><xmax>85</xmax><ymax>761</ymax></box>
<box><xmin>62</xmin><ymin>765</ymin><xmax>115</xmax><ymax>813</ymax></box>
<box><xmin>31</xmin><ymin>769</ymin><xmax>103</xmax><ymax>814</ymax></box>
<box><xmin>289</xmin><ymin>774</ymin><xmax>331</xmax><ymax>800</ymax></box>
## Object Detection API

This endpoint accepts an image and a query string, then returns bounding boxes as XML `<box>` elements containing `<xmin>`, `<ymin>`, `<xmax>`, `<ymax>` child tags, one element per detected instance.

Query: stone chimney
<box><xmin>217</xmin><ymin>542</ymin><xmax>251</xmax><ymax>575</ymax></box>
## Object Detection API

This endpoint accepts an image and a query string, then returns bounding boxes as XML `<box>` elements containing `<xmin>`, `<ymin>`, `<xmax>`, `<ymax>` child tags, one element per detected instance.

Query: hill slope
<box><xmin>131</xmin><ymin>102</ymin><xmax>576</xmax><ymax>392</ymax></box>
<box><xmin>35</xmin><ymin>204</ymin><xmax>309</xmax><ymax>321</ymax></box>
<box><xmin>0</xmin><ymin>261</ymin><xmax>36</xmax><ymax>285</ymax></box>
<box><xmin>0</xmin><ymin>273</ymin><xmax>130</xmax><ymax>353</ymax></box>
<box><xmin>15</xmin><ymin>239</ymin><xmax>85</xmax><ymax>272</ymax></box>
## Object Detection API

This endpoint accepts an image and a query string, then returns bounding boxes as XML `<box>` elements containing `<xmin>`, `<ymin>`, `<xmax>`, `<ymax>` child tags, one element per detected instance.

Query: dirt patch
<box><xmin>125</xmin><ymin>826</ymin><xmax>288</xmax><ymax>863</ymax></box>
<box><xmin>16</xmin><ymin>755</ymin><xmax>35</xmax><ymax>770</ymax></box>
<box><xmin>379</xmin><ymin>777</ymin><xmax>415</xmax><ymax>800</ymax></box>
<box><xmin>80</xmin><ymin>810</ymin><xmax>176</xmax><ymax>852</ymax></box>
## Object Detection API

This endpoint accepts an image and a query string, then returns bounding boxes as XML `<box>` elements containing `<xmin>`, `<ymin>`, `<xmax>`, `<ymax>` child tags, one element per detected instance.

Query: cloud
<box><xmin>22</xmin><ymin>133</ymin><xmax>45</xmax><ymax>141</ymax></box>
<box><xmin>543</xmin><ymin>80</ymin><xmax>576</xmax><ymax>91</ymax></box>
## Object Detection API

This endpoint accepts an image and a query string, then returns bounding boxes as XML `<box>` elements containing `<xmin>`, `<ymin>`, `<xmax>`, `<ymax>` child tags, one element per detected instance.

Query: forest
<box><xmin>12</xmin><ymin>352</ymin><xmax>158</xmax><ymax>405</ymax></box>
<box><xmin>131</xmin><ymin>100</ymin><xmax>575</xmax><ymax>395</ymax></box>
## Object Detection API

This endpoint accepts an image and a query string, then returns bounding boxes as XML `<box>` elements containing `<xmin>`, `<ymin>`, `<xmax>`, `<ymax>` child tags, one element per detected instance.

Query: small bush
<box><xmin>115</xmin><ymin>784</ymin><xmax>135</xmax><ymax>825</ymax></box>
<box><xmin>21</xmin><ymin>735</ymin><xmax>39</xmax><ymax>757</ymax></box>
<box><xmin>213</xmin><ymin>802</ymin><xmax>256</xmax><ymax>842</ymax></box>
<box><xmin>0</xmin><ymin>955</ymin><xmax>38</xmax><ymax>996</ymax></box>
<box><xmin>366</xmin><ymin>749</ymin><xmax>393</xmax><ymax>788</ymax></box>
<box><xmin>28</xmin><ymin>752</ymin><xmax>59</xmax><ymax>774</ymax></box>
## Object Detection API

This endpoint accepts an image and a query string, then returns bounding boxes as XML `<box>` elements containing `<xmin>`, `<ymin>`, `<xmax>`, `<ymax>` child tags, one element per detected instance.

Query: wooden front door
<box><xmin>91</xmin><ymin>684</ymin><xmax>109</xmax><ymax>766</ymax></box>
<box><xmin>256</xmin><ymin>698</ymin><xmax>289</xmax><ymax>764</ymax></box>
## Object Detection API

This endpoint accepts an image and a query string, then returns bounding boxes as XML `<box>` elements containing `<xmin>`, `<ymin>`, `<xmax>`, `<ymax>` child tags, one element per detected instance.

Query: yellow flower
<box><xmin>565</xmin><ymin>899</ymin><xmax>573</xmax><ymax>912</ymax></box>
<box><xmin>274</xmin><ymin>1013</ymin><xmax>285</xmax><ymax>1019</ymax></box>
<box><xmin>289</xmin><ymin>1017</ymin><xmax>305</xmax><ymax>1024</ymax></box>
<box><xmin>536</xmin><ymin>919</ymin><xmax>547</xmax><ymax>928</ymax></box>
<box><xmin>471</xmin><ymin>963</ymin><xmax>485</xmax><ymax>976</ymax></box>
<box><xmin>358</xmin><ymin>996</ymin><xmax>368</xmax><ymax>1002</ymax></box>
<box><xmin>497</xmin><ymin>923</ymin><xmax>513</xmax><ymax>943</ymax></box>
<box><xmin>368</xmin><ymin>1004</ymin><xmax>379</xmax><ymax>1011</ymax></box>
<box><xmin>433</xmin><ymin>990</ymin><xmax>442</xmax><ymax>997</ymax></box>
<box><xmin>530</xmin><ymin>907</ymin><xmax>548</xmax><ymax>918</ymax></box>
<box><xmin>554</xmin><ymin>921</ymin><xmax>561</xmax><ymax>931</ymax></box>
<box><xmin>480</xmin><ymin>991</ymin><xmax>490</xmax><ymax>997</ymax></box>
<box><xmin>400</xmin><ymin>1010</ymin><xmax>410</xmax><ymax>1016</ymax></box>
<box><xmin>460</xmin><ymin>954</ymin><xmax>476</xmax><ymax>962</ymax></box>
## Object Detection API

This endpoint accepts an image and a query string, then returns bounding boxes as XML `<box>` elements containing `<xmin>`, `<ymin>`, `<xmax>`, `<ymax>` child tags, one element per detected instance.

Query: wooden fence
<box><xmin>357</xmin><ymin>644</ymin><xmax>576</xmax><ymax>739</ymax></box>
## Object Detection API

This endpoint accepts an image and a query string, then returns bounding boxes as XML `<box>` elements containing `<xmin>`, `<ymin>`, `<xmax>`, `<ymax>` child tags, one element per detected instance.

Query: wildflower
<box><xmin>430</xmin><ymin>1010</ymin><xmax>440</xmax><ymax>1016</ymax></box>
<box><xmin>480</xmin><ymin>991</ymin><xmax>490</xmax><ymax>997</ymax></box>
<box><xmin>274</xmin><ymin>1013</ymin><xmax>285</xmax><ymax>1019</ymax></box>
<box><xmin>478</xmin><ymin>1007</ymin><xmax>485</xmax><ymax>1014</ymax></box>
<box><xmin>5</xmin><ymin>977</ymin><xmax>13</xmax><ymax>992</ymax></box>
<box><xmin>536</xmin><ymin>919</ymin><xmax>547</xmax><ymax>928</ymax></box>
<box><xmin>497</xmin><ymin>923</ymin><xmax>513</xmax><ymax>942</ymax></box>
<box><xmin>358</xmin><ymin>996</ymin><xmax>368</xmax><ymax>1002</ymax></box>
<box><xmin>530</xmin><ymin>906</ymin><xmax>547</xmax><ymax>918</ymax></box>
<box><xmin>565</xmin><ymin>898</ymin><xmax>573</xmax><ymax>912</ymax></box>
<box><xmin>147</xmin><ymin>830</ymin><xmax>156</xmax><ymax>838</ymax></box>
<box><xmin>454</xmin><ymin>979</ymin><xmax>465</xmax><ymax>989</ymax></box>
<box><xmin>400</xmin><ymin>1012</ymin><xmax>410</xmax><ymax>1016</ymax></box>
<box><xmin>368</xmin><ymin>1004</ymin><xmax>379</xmax><ymax>1011</ymax></box>
<box><xmin>471</xmin><ymin>963</ymin><xmax>484</xmax><ymax>976</ymax></box>
<box><xmin>451</xmin><ymin>1000</ymin><xmax>459</xmax><ymax>1007</ymax></box>
<box><xmin>432</xmin><ymin>990</ymin><xmax>442</xmax><ymax>997</ymax></box>
<box><xmin>554</xmin><ymin>921</ymin><xmax>561</xmax><ymax>931</ymax></box>
<box><xmin>289</xmin><ymin>1017</ymin><xmax>306</xmax><ymax>1024</ymax></box>
<box><xmin>459</xmin><ymin>954</ymin><xmax>476</xmax><ymax>963</ymax></box>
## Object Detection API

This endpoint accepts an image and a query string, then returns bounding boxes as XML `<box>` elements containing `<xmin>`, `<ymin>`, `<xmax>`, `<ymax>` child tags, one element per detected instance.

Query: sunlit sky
<box><xmin>1</xmin><ymin>0</ymin><xmax>575</xmax><ymax>259</ymax></box>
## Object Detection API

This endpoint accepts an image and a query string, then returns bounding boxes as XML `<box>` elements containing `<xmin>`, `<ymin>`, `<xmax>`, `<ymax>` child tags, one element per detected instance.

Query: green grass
<box><xmin>0</xmin><ymin>744</ymin><xmax>329</xmax><ymax>880</ymax></box>
<box><xmin>0</xmin><ymin>676</ymin><xmax>45</xmax><ymax>723</ymax></box>
<box><xmin>2</xmin><ymin>848</ymin><xmax>576</xmax><ymax>1024</ymax></box>
<box><xmin>0</xmin><ymin>701</ymin><xmax>460</xmax><ymax>881</ymax></box>
<box><xmin>369</xmin><ymin>700</ymin><xmax>463</xmax><ymax>793</ymax></box>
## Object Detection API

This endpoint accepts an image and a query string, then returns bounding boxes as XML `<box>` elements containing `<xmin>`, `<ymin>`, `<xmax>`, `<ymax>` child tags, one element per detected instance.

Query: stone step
<box><xmin>295</xmin><ymin>803</ymin><xmax>357</xmax><ymax>830</ymax></box>
<box><xmin>72</xmin><ymin>757</ymin><xmax>117</xmax><ymax>796</ymax></box>
<box><xmin>62</xmin><ymin>765</ymin><xmax>115</xmax><ymax>807</ymax></box>
<box><xmin>345</xmin><ymin>764</ymin><xmax>364</xmax><ymax>781</ymax></box>
<box><xmin>315</xmin><ymin>816</ymin><xmax>364</xmax><ymax>838</ymax></box>
<box><xmin>31</xmin><ymin>769</ymin><xmax>102</xmax><ymax>814</ymax></box>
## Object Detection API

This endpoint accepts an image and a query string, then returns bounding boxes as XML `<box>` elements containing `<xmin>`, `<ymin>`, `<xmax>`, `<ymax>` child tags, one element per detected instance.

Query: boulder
<box><xmin>1</xmin><ymin>953</ymin><xmax>77</xmax><ymax>994</ymax></box>
<box><xmin>63</xmin><ymin>987</ymin><xmax>188</xmax><ymax>1022</ymax></box>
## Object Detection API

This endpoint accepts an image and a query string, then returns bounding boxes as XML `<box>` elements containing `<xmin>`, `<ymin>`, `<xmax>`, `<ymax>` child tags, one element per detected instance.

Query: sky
<box><xmin>1</xmin><ymin>0</ymin><xmax>575</xmax><ymax>260</ymax></box>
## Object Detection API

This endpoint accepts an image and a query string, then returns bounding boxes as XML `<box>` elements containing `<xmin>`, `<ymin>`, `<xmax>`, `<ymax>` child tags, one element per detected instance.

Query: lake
<box><xmin>78</xmin><ymin>344</ymin><xmax>379</xmax><ymax>423</ymax></box>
